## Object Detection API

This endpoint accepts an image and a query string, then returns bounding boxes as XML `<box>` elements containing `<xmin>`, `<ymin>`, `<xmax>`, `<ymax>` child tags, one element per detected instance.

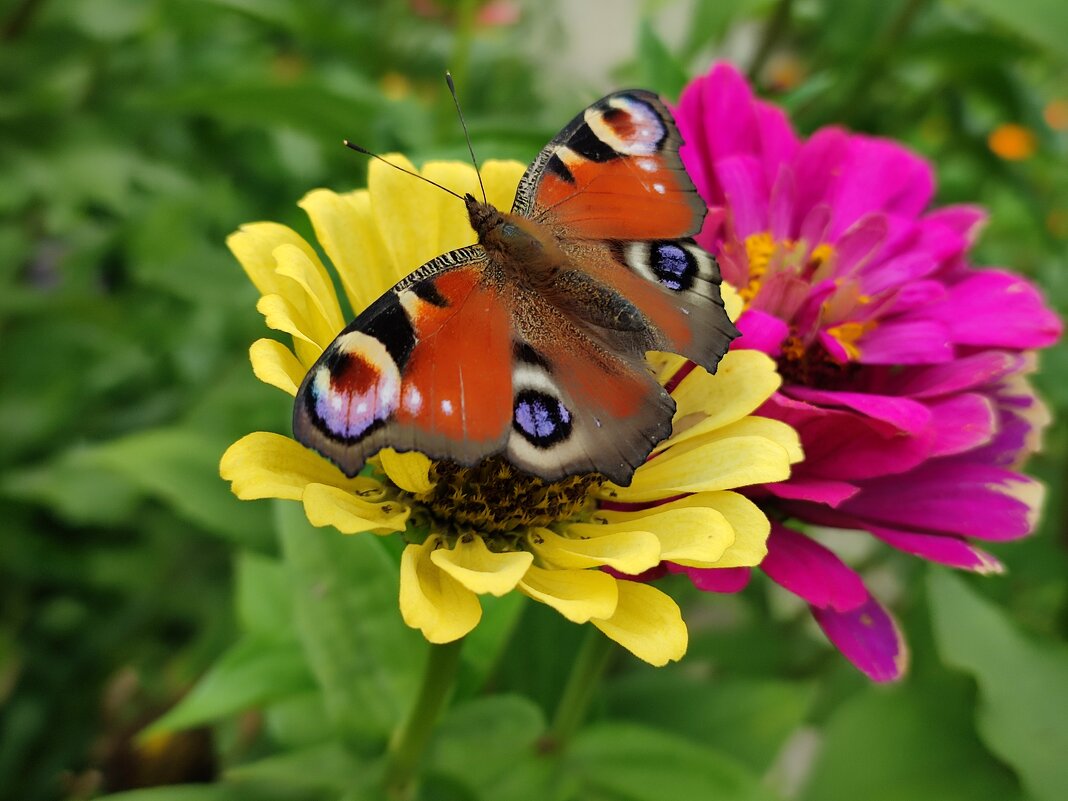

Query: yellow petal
<box><xmin>592</xmin><ymin>581</ymin><xmax>687</xmax><ymax>666</ymax></box>
<box><xmin>518</xmin><ymin>565</ymin><xmax>617</xmax><ymax>623</ymax></box>
<box><xmin>272</xmin><ymin>243</ymin><xmax>346</xmax><ymax>336</ymax></box>
<box><xmin>255</xmin><ymin>293</ymin><xmax>325</xmax><ymax>366</ymax></box>
<box><xmin>697</xmin><ymin>416</ymin><xmax>803</xmax><ymax>464</ymax></box>
<box><xmin>668</xmin><ymin>350</ymin><xmax>781</xmax><ymax>446</ymax></box>
<box><xmin>430</xmin><ymin>535</ymin><xmax>533</xmax><ymax>596</ymax></box>
<box><xmin>249</xmin><ymin>338</ymin><xmax>305</xmax><ymax>396</ymax></box>
<box><xmin>400</xmin><ymin>537</ymin><xmax>482</xmax><ymax>643</ymax></box>
<box><xmin>220</xmin><ymin>432</ymin><xmax>373</xmax><ymax>501</ymax></box>
<box><xmin>527</xmin><ymin>527</ymin><xmax>661</xmax><ymax>575</ymax></box>
<box><xmin>423</xmin><ymin>161</ymin><xmax>480</xmax><ymax>253</ymax></box>
<box><xmin>299</xmin><ymin>188</ymin><xmax>398</xmax><ymax>315</ymax></box>
<box><xmin>602</xmin><ymin>435</ymin><xmax>793</xmax><ymax>503</ymax></box>
<box><xmin>647</xmin><ymin>351</ymin><xmax>690</xmax><ymax>386</ymax></box>
<box><xmin>722</xmin><ymin>282</ymin><xmax>743</xmax><ymax>322</ymax></box>
<box><xmin>369</xmin><ymin>154</ymin><xmax>446</xmax><ymax>279</ymax></box>
<box><xmin>481</xmin><ymin>159</ymin><xmax>526</xmax><ymax>210</ymax></box>
<box><xmin>639</xmin><ymin>491</ymin><xmax>770</xmax><ymax>567</ymax></box>
<box><xmin>573</xmin><ymin>505</ymin><xmax>735</xmax><ymax>565</ymax></box>
<box><xmin>226</xmin><ymin>222</ymin><xmax>321</xmax><ymax>298</ymax></box>
<box><xmin>378</xmin><ymin>448</ymin><xmax>435</xmax><ymax>494</ymax></box>
<box><xmin>302</xmin><ymin>482</ymin><xmax>410</xmax><ymax>534</ymax></box>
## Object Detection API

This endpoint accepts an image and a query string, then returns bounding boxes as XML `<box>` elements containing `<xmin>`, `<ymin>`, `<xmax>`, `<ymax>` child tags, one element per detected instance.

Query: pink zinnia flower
<box><xmin>669</xmin><ymin>63</ymin><xmax>1061</xmax><ymax>681</ymax></box>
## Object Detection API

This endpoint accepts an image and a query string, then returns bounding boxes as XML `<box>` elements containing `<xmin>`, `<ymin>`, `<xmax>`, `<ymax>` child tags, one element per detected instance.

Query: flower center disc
<box><xmin>417</xmin><ymin>457</ymin><xmax>604</xmax><ymax>534</ymax></box>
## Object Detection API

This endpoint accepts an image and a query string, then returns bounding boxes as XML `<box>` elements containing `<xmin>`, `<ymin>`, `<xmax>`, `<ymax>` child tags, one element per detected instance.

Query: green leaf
<box><xmin>801</xmin><ymin>676</ymin><xmax>1022</xmax><ymax>801</ymax></box>
<box><xmin>637</xmin><ymin>19</ymin><xmax>689</xmax><ymax>100</ymax></box>
<box><xmin>226</xmin><ymin>743</ymin><xmax>368</xmax><ymax>793</ymax></box>
<box><xmin>568</xmin><ymin>723</ymin><xmax>777</xmax><ymax>801</ymax></box>
<box><xmin>957</xmin><ymin>0</ymin><xmax>1068</xmax><ymax>58</ymax></box>
<box><xmin>237</xmin><ymin>551</ymin><xmax>295</xmax><ymax>636</ymax></box>
<box><xmin>277</xmin><ymin>501</ymin><xmax>424</xmax><ymax>742</ymax></box>
<box><xmin>606</xmin><ymin>672</ymin><xmax>815</xmax><ymax>771</ymax></box>
<box><xmin>149</xmin><ymin>636</ymin><xmax>316</xmax><ymax>733</ymax></box>
<box><xmin>88</xmin><ymin>427</ymin><xmax>273</xmax><ymax>549</ymax></box>
<box><xmin>455</xmin><ymin>592</ymin><xmax>526</xmax><ymax>698</ymax></box>
<box><xmin>1</xmin><ymin>447</ymin><xmax>142</xmax><ymax>525</ymax></box>
<box><xmin>928</xmin><ymin>570</ymin><xmax>1068</xmax><ymax>801</ymax></box>
<box><xmin>428</xmin><ymin>695</ymin><xmax>546</xmax><ymax>791</ymax></box>
<box><xmin>97</xmin><ymin>790</ymin><xmax>243</xmax><ymax>801</ymax></box>
<box><xmin>263</xmin><ymin>692</ymin><xmax>335</xmax><ymax>749</ymax></box>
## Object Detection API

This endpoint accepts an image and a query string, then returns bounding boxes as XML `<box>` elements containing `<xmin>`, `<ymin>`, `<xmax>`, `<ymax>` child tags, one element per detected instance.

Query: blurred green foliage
<box><xmin>1</xmin><ymin>1</ymin><xmax>1066</xmax><ymax>800</ymax></box>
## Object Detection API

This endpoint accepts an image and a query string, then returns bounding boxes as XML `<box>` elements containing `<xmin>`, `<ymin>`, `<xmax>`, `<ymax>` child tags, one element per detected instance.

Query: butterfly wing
<box><xmin>293</xmin><ymin>242</ymin><xmax>673</xmax><ymax>486</ymax></box>
<box><xmin>512</xmin><ymin>89</ymin><xmax>706</xmax><ymax>240</ymax></box>
<box><xmin>293</xmin><ymin>246</ymin><xmax>515</xmax><ymax>477</ymax></box>
<box><xmin>513</xmin><ymin>89</ymin><xmax>738</xmax><ymax>373</ymax></box>
<box><xmin>502</xmin><ymin>288</ymin><xmax>675</xmax><ymax>485</ymax></box>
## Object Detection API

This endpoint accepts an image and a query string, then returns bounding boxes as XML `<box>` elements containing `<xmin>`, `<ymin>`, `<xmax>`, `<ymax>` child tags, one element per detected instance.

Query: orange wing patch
<box><xmin>397</xmin><ymin>272</ymin><xmax>513</xmax><ymax>444</ymax></box>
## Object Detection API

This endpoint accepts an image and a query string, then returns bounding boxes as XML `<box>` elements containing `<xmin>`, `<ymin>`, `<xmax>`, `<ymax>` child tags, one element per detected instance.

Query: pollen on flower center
<box><xmin>777</xmin><ymin>333</ymin><xmax>860</xmax><ymax>389</ymax></box>
<box><xmin>737</xmin><ymin>232</ymin><xmax>834</xmax><ymax>306</ymax></box>
<box><xmin>414</xmin><ymin>456</ymin><xmax>604</xmax><ymax>535</ymax></box>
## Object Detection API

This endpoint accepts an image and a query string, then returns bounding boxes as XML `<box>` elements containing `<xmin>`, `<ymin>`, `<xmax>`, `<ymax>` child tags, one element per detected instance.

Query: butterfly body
<box><xmin>294</xmin><ymin>90</ymin><xmax>739</xmax><ymax>486</ymax></box>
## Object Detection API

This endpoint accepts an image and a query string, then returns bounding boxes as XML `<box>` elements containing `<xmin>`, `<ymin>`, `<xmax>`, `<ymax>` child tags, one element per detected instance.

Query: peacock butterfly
<box><xmin>293</xmin><ymin>89</ymin><xmax>739</xmax><ymax>486</ymax></box>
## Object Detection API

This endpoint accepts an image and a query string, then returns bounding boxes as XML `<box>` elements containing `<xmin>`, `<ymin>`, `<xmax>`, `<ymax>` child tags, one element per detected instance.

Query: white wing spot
<box><xmin>653</xmin><ymin>183</ymin><xmax>666</xmax><ymax>194</ymax></box>
<box><xmin>403</xmin><ymin>385</ymin><xmax>423</xmax><ymax>414</ymax></box>
<box><xmin>441</xmin><ymin>399</ymin><xmax>454</xmax><ymax>415</ymax></box>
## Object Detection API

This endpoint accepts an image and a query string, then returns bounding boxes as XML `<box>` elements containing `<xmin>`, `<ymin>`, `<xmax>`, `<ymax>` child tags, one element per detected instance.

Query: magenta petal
<box><xmin>933</xmin><ymin>270</ymin><xmax>1062</xmax><ymax>349</ymax></box>
<box><xmin>857</xmin><ymin>319</ymin><xmax>953</xmax><ymax>364</ymax></box>
<box><xmin>768</xmin><ymin>166</ymin><xmax>796</xmax><ymax>240</ymax></box>
<box><xmin>867</xmin><ymin>525</ymin><xmax>1003</xmax><ymax>573</ymax></box>
<box><xmin>792</xmin><ymin>128</ymin><xmax>851</xmax><ymax>229</ymax></box>
<box><xmin>880</xmin><ymin>279</ymin><xmax>947</xmax><ymax>314</ymax></box>
<box><xmin>833</xmin><ymin>213</ymin><xmax>888</xmax><ymax>276</ymax></box>
<box><xmin>817</xmin><ymin>329</ymin><xmax>852</xmax><ymax>363</ymax></box>
<box><xmin>754</xmin><ymin>102</ymin><xmax>800</xmax><ymax>186</ymax></box>
<box><xmin>734</xmin><ymin>309</ymin><xmax>790</xmax><ymax>355</ymax></box>
<box><xmin>839</xmin><ymin>462</ymin><xmax>1042</xmax><ymax>541</ymax></box>
<box><xmin>761</xmin><ymin>524</ymin><xmax>869</xmax><ymax>611</ymax></box>
<box><xmin>924</xmin><ymin>204</ymin><xmax>987</xmax><ymax>242</ymax></box>
<box><xmin>758</xmin><ymin>392</ymin><xmax>934</xmax><ymax>480</ymax></box>
<box><xmin>925</xmin><ymin>393</ymin><xmax>996</xmax><ymax>457</ymax></box>
<box><xmin>894</xmin><ymin>351</ymin><xmax>1025</xmax><ymax>398</ymax></box>
<box><xmin>715</xmin><ymin>155</ymin><xmax>770</xmax><ymax>238</ymax></box>
<box><xmin>784</xmin><ymin>388</ymin><xmax>932</xmax><ymax>435</ymax></box>
<box><xmin>764</xmin><ymin>477</ymin><xmax>860</xmax><ymax>506</ymax></box>
<box><xmin>859</xmin><ymin>253</ymin><xmax>939</xmax><ymax>296</ymax></box>
<box><xmin>828</xmin><ymin>136</ymin><xmax>934</xmax><ymax>238</ymax></box>
<box><xmin>673</xmin><ymin>564</ymin><xmax>752</xmax><ymax>593</ymax></box>
<box><xmin>812</xmin><ymin>594</ymin><xmax>908</xmax><ymax>682</ymax></box>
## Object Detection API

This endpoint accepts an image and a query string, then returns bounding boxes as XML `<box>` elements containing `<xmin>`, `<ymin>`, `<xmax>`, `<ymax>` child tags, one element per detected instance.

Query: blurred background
<box><xmin>2</xmin><ymin>1</ymin><xmax>1066</xmax><ymax>800</ymax></box>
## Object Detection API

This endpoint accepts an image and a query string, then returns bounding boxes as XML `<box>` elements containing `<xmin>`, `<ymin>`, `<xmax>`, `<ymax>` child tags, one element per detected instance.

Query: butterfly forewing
<box><xmin>512</xmin><ymin>90</ymin><xmax>707</xmax><ymax>241</ymax></box>
<box><xmin>293</xmin><ymin>247</ymin><xmax>514</xmax><ymax>476</ymax></box>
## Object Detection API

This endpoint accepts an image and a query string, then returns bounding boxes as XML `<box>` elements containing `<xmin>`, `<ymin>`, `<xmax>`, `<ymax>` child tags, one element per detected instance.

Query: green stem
<box><xmin>382</xmin><ymin>638</ymin><xmax>465</xmax><ymax>801</ymax></box>
<box><xmin>547</xmin><ymin>628</ymin><xmax>616</xmax><ymax>748</ymax></box>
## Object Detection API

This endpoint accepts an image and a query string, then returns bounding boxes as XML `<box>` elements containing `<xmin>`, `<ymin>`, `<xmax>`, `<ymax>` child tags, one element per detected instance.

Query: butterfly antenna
<box><xmin>445</xmin><ymin>71</ymin><xmax>487</xmax><ymax>204</ymax></box>
<box><xmin>342</xmin><ymin>141</ymin><xmax>465</xmax><ymax>201</ymax></box>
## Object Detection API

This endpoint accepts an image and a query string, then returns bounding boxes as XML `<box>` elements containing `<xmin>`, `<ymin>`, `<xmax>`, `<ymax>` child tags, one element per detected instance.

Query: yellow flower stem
<box><xmin>382</xmin><ymin>638</ymin><xmax>465</xmax><ymax>800</ymax></box>
<box><xmin>546</xmin><ymin>627</ymin><xmax>616</xmax><ymax>748</ymax></box>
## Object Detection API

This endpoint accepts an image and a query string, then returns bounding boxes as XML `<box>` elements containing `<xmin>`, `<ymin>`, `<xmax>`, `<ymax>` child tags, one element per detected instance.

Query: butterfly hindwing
<box><xmin>512</xmin><ymin>90</ymin><xmax>706</xmax><ymax>241</ymax></box>
<box><xmin>501</xmin><ymin>288</ymin><xmax>675</xmax><ymax>485</ymax></box>
<box><xmin>556</xmin><ymin>237</ymin><xmax>737</xmax><ymax>374</ymax></box>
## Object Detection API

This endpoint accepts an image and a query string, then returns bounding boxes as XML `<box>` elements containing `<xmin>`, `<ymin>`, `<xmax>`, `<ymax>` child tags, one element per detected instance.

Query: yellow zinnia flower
<box><xmin>220</xmin><ymin>156</ymin><xmax>801</xmax><ymax>666</ymax></box>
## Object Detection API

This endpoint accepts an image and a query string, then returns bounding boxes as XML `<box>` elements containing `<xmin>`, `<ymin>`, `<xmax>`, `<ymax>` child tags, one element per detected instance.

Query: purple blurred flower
<box><xmin>671</xmin><ymin>63</ymin><xmax>1061</xmax><ymax>681</ymax></box>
